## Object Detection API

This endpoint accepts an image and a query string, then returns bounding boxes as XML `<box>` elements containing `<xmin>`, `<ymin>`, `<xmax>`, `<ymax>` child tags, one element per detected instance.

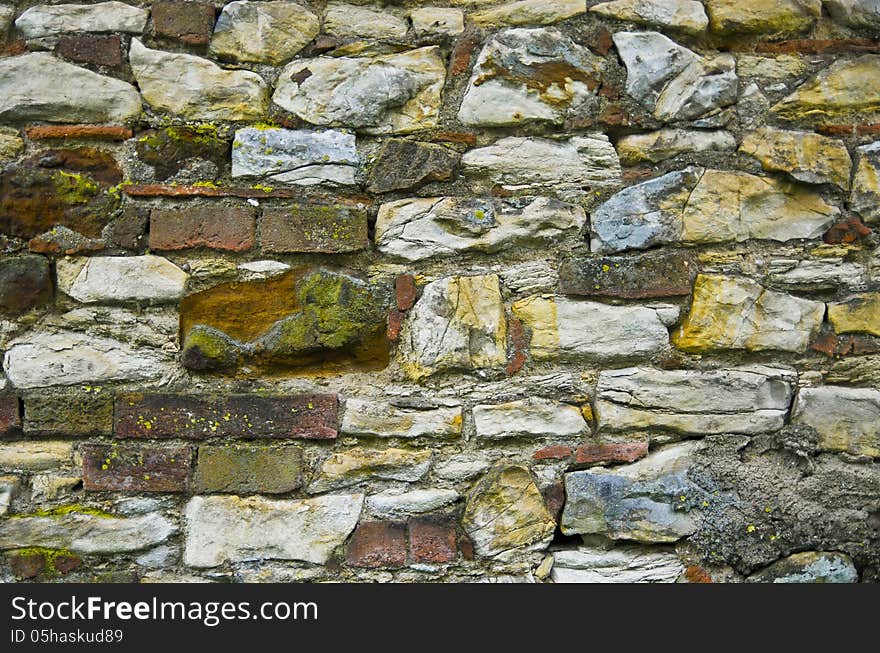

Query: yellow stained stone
<box><xmin>672</xmin><ymin>273</ymin><xmax>824</xmax><ymax>353</ymax></box>
<box><xmin>772</xmin><ymin>55</ymin><xmax>880</xmax><ymax>122</ymax></box>
<box><xmin>740</xmin><ymin>127</ymin><xmax>852</xmax><ymax>189</ymax></box>
<box><xmin>511</xmin><ymin>295</ymin><xmax>558</xmax><ymax>360</ymax></box>
<box><xmin>705</xmin><ymin>0</ymin><xmax>820</xmax><ymax>36</ymax></box>
<box><xmin>829</xmin><ymin>293</ymin><xmax>880</xmax><ymax>337</ymax></box>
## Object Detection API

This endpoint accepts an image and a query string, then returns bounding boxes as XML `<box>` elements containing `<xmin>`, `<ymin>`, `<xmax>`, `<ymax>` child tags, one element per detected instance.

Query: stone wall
<box><xmin>0</xmin><ymin>0</ymin><xmax>878</xmax><ymax>584</ymax></box>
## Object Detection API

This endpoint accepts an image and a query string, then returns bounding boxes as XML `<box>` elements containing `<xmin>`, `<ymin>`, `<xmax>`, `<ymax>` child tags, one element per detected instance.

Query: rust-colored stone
<box><xmin>152</xmin><ymin>1</ymin><xmax>217</xmax><ymax>46</ymax></box>
<box><xmin>150</xmin><ymin>205</ymin><xmax>256</xmax><ymax>252</ymax></box>
<box><xmin>433</xmin><ymin>131</ymin><xmax>477</xmax><ymax>146</ymax></box>
<box><xmin>595</xmin><ymin>28</ymin><xmax>614</xmax><ymax>56</ymax></box>
<box><xmin>756</xmin><ymin>39</ymin><xmax>880</xmax><ymax>55</ymax></box>
<box><xmin>346</xmin><ymin>522</ymin><xmax>407</xmax><ymax>568</ymax></box>
<box><xmin>823</xmin><ymin>217</ymin><xmax>872</xmax><ymax>244</ymax></box>
<box><xmin>811</xmin><ymin>332</ymin><xmax>838</xmax><ymax>357</ymax></box>
<box><xmin>25</xmin><ymin>125</ymin><xmax>133</xmax><ymax>141</ymax></box>
<box><xmin>575</xmin><ymin>442</ymin><xmax>649</xmax><ymax>466</ymax></box>
<box><xmin>0</xmin><ymin>148</ymin><xmax>122</xmax><ymax>239</ymax></box>
<box><xmin>115</xmin><ymin>393</ymin><xmax>339</xmax><ymax>440</ymax></box>
<box><xmin>82</xmin><ymin>443</ymin><xmax>192</xmax><ymax>493</ymax></box>
<box><xmin>532</xmin><ymin>445</ymin><xmax>573</xmax><ymax>461</ymax></box>
<box><xmin>55</xmin><ymin>35</ymin><xmax>123</xmax><ymax>67</ymax></box>
<box><xmin>685</xmin><ymin>565</ymin><xmax>713</xmax><ymax>583</ymax></box>
<box><xmin>598</xmin><ymin>104</ymin><xmax>630</xmax><ymax>126</ymax></box>
<box><xmin>409</xmin><ymin>516</ymin><xmax>457</xmax><ymax>564</ymax></box>
<box><xmin>395</xmin><ymin>274</ymin><xmax>417</xmax><ymax>311</ymax></box>
<box><xmin>387</xmin><ymin>308</ymin><xmax>404</xmax><ymax>342</ymax></box>
<box><xmin>450</xmin><ymin>34</ymin><xmax>480</xmax><ymax>76</ymax></box>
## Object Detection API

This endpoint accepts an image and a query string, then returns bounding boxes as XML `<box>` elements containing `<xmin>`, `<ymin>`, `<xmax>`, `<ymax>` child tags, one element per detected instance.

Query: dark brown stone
<box><xmin>409</xmin><ymin>516</ymin><xmax>457</xmax><ymax>564</ymax></box>
<box><xmin>150</xmin><ymin>205</ymin><xmax>256</xmax><ymax>252</ymax></box>
<box><xmin>0</xmin><ymin>395</ymin><xmax>21</xmax><ymax>436</ymax></box>
<box><xmin>134</xmin><ymin>127</ymin><xmax>228</xmax><ymax>182</ymax></box>
<box><xmin>449</xmin><ymin>34</ymin><xmax>480</xmax><ymax>76</ymax></box>
<box><xmin>559</xmin><ymin>250</ymin><xmax>698</xmax><ymax>299</ymax></box>
<box><xmin>574</xmin><ymin>442</ymin><xmax>649</xmax><ymax>466</ymax></box>
<box><xmin>541</xmin><ymin>481</ymin><xmax>565</xmax><ymax>524</ymax></box>
<box><xmin>152</xmin><ymin>1</ymin><xmax>217</xmax><ymax>46</ymax></box>
<box><xmin>366</xmin><ymin>139</ymin><xmax>459</xmax><ymax>193</ymax></box>
<box><xmin>24</xmin><ymin>391</ymin><xmax>113</xmax><ymax>436</ymax></box>
<box><xmin>260</xmin><ymin>204</ymin><xmax>368</xmax><ymax>254</ymax></box>
<box><xmin>0</xmin><ymin>255</ymin><xmax>51</xmax><ymax>314</ymax></box>
<box><xmin>0</xmin><ymin>148</ymin><xmax>122</xmax><ymax>239</ymax></box>
<box><xmin>345</xmin><ymin>522</ymin><xmax>407</xmax><ymax>568</ymax></box>
<box><xmin>55</xmin><ymin>35</ymin><xmax>123</xmax><ymax>67</ymax></box>
<box><xmin>106</xmin><ymin>206</ymin><xmax>148</xmax><ymax>250</ymax></box>
<box><xmin>9</xmin><ymin>553</ymin><xmax>45</xmax><ymax>579</ymax></box>
<box><xmin>82</xmin><ymin>443</ymin><xmax>192</xmax><ymax>492</ymax></box>
<box><xmin>115</xmin><ymin>393</ymin><xmax>338</xmax><ymax>440</ymax></box>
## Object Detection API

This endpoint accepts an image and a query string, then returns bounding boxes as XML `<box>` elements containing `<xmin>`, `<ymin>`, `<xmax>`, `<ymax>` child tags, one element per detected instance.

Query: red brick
<box><xmin>823</xmin><ymin>217</ymin><xmax>872</xmax><ymax>244</ymax></box>
<box><xmin>506</xmin><ymin>317</ymin><xmax>528</xmax><ymax>376</ymax></box>
<box><xmin>122</xmin><ymin>184</ymin><xmax>372</xmax><ymax>204</ymax></box>
<box><xmin>114</xmin><ymin>393</ymin><xmax>338</xmax><ymax>440</ymax></box>
<box><xmin>387</xmin><ymin>308</ymin><xmax>404</xmax><ymax>342</ymax></box>
<box><xmin>82</xmin><ymin>443</ymin><xmax>192</xmax><ymax>492</ymax></box>
<box><xmin>395</xmin><ymin>274</ymin><xmax>417</xmax><ymax>311</ymax></box>
<box><xmin>25</xmin><ymin>125</ymin><xmax>133</xmax><ymax>141</ymax></box>
<box><xmin>756</xmin><ymin>38</ymin><xmax>880</xmax><ymax>55</ymax></box>
<box><xmin>0</xmin><ymin>396</ymin><xmax>21</xmax><ymax>436</ymax></box>
<box><xmin>346</xmin><ymin>522</ymin><xmax>407</xmax><ymax>568</ymax></box>
<box><xmin>533</xmin><ymin>445</ymin><xmax>573</xmax><ymax>461</ymax></box>
<box><xmin>819</xmin><ymin>123</ymin><xmax>880</xmax><ymax>136</ymax></box>
<box><xmin>260</xmin><ymin>204</ymin><xmax>368</xmax><ymax>254</ymax></box>
<box><xmin>409</xmin><ymin>516</ymin><xmax>457</xmax><ymax>564</ymax></box>
<box><xmin>149</xmin><ymin>205</ymin><xmax>256</xmax><ymax>252</ymax></box>
<box><xmin>152</xmin><ymin>1</ymin><xmax>216</xmax><ymax>46</ymax></box>
<box><xmin>812</xmin><ymin>332</ymin><xmax>880</xmax><ymax>357</ymax></box>
<box><xmin>29</xmin><ymin>228</ymin><xmax>105</xmax><ymax>255</ymax></box>
<box><xmin>575</xmin><ymin>442</ymin><xmax>649</xmax><ymax>466</ymax></box>
<box><xmin>55</xmin><ymin>35</ymin><xmax>122</xmax><ymax>67</ymax></box>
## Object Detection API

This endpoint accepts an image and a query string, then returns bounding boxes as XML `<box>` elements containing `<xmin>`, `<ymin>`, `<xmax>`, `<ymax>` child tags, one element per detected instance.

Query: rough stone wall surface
<box><xmin>0</xmin><ymin>0</ymin><xmax>878</xmax><ymax>584</ymax></box>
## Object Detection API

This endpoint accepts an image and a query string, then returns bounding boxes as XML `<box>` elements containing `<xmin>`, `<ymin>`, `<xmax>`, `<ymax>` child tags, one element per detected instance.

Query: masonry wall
<box><xmin>0</xmin><ymin>0</ymin><xmax>878</xmax><ymax>583</ymax></box>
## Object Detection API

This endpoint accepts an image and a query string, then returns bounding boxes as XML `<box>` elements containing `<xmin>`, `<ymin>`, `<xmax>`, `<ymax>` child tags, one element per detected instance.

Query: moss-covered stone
<box><xmin>180</xmin><ymin>269</ymin><xmax>389</xmax><ymax>374</ymax></box>
<box><xmin>194</xmin><ymin>444</ymin><xmax>303</xmax><ymax>494</ymax></box>
<box><xmin>180</xmin><ymin>325</ymin><xmax>243</xmax><ymax>372</ymax></box>
<box><xmin>135</xmin><ymin>125</ymin><xmax>229</xmax><ymax>181</ymax></box>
